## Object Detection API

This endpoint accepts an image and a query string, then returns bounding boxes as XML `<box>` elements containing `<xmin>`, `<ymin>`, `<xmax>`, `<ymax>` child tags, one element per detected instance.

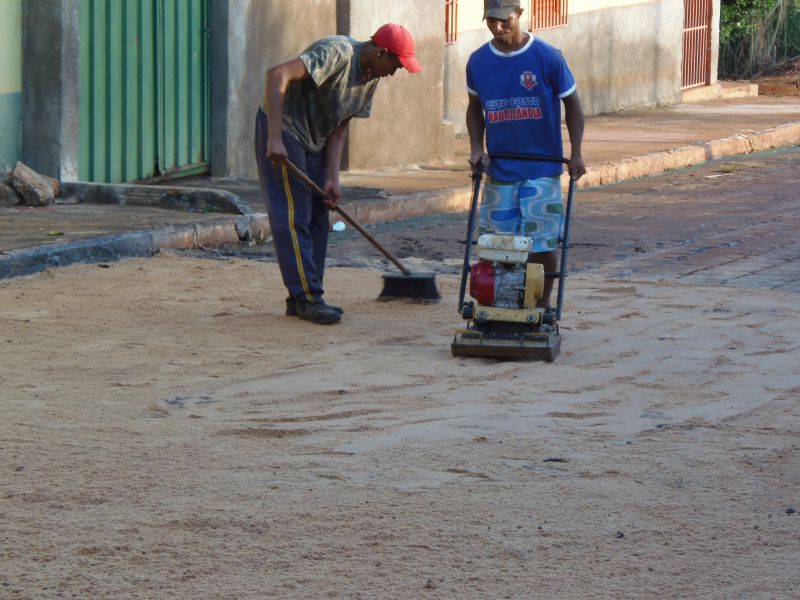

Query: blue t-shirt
<box><xmin>466</xmin><ymin>35</ymin><xmax>576</xmax><ymax>182</ymax></box>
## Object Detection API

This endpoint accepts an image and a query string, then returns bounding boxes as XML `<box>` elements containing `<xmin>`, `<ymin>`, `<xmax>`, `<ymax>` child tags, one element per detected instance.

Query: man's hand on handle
<box><xmin>468</xmin><ymin>152</ymin><xmax>490</xmax><ymax>175</ymax></box>
<box><xmin>323</xmin><ymin>181</ymin><xmax>342</xmax><ymax>210</ymax></box>
<box><xmin>568</xmin><ymin>152</ymin><xmax>587</xmax><ymax>181</ymax></box>
<box><xmin>469</xmin><ymin>150</ymin><xmax>585</xmax><ymax>180</ymax></box>
<box><xmin>267</xmin><ymin>135</ymin><xmax>289</xmax><ymax>165</ymax></box>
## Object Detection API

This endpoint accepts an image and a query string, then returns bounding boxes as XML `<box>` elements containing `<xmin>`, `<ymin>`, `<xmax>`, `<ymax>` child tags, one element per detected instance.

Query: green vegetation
<box><xmin>719</xmin><ymin>0</ymin><xmax>800</xmax><ymax>78</ymax></box>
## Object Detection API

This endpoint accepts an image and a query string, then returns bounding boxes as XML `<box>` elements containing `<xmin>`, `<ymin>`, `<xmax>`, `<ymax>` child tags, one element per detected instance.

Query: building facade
<box><xmin>12</xmin><ymin>0</ymin><xmax>720</xmax><ymax>183</ymax></box>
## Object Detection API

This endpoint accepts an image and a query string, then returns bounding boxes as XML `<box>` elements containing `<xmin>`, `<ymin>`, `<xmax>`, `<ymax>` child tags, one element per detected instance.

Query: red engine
<box><xmin>469</xmin><ymin>260</ymin><xmax>497</xmax><ymax>306</ymax></box>
<box><xmin>469</xmin><ymin>259</ymin><xmax>527</xmax><ymax>308</ymax></box>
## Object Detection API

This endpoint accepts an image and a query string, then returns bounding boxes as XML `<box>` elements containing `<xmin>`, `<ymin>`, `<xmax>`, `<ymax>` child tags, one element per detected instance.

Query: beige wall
<box><xmin>347</xmin><ymin>0</ymin><xmax>449</xmax><ymax>169</ymax></box>
<box><xmin>456</xmin><ymin>0</ymin><xmax>664</xmax><ymax>35</ymax></box>
<box><xmin>544</xmin><ymin>1</ymin><xmax>684</xmax><ymax>114</ymax></box>
<box><xmin>217</xmin><ymin>0</ymin><xmax>339</xmax><ymax>179</ymax></box>
<box><xmin>710</xmin><ymin>0</ymin><xmax>721</xmax><ymax>86</ymax></box>
<box><xmin>220</xmin><ymin>0</ymin><xmax>450</xmax><ymax>177</ymax></box>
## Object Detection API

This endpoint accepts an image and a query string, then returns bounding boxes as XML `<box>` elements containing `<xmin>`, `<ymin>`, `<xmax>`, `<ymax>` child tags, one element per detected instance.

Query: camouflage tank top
<box><xmin>262</xmin><ymin>36</ymin><xmax>379</xmax><ymax>153</ymax></box>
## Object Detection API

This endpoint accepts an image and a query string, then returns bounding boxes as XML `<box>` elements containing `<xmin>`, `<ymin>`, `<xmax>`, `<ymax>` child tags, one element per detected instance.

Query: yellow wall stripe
<box><xmin>281</xmin><ymin>163</ymin><xmax>313</xmax><ymax>302</ymax></box>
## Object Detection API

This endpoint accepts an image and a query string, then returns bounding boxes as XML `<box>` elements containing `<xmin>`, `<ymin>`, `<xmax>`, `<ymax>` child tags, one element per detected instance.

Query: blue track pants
<box><xmin>254</xmin><ymin>108</ymin><xmax>330</xmax><ymax>303</ymax></box>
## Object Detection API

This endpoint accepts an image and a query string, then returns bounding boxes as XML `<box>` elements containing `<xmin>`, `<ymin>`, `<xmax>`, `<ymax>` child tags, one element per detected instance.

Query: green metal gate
<box><xmin>79</xmin><ymin>0</ymin><xmax>209</xmax><ymax>183</ymax></box>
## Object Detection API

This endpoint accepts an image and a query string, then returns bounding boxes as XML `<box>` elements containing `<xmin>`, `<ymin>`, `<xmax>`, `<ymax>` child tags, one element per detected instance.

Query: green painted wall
<box><xmin>79</xmin><ymin>0</ymin><xmax>210</xmax><ymax>183</ymax></box>
<box><xmin>0</xmin><ymin>0</ymin><xmax>22</xmax><ymax>171</ymax></box>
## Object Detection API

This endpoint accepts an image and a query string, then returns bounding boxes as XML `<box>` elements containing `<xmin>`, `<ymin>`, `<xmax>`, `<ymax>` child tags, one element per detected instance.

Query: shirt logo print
<box><xmin>520</xmin><ymin>71</ymin><xmax>537</xmax><ymax>91</ymax></box>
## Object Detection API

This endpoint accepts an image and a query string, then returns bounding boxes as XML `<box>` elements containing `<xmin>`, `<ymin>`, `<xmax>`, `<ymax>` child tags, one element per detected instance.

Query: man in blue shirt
<box><xmin>467</xmin><ymin>0</ymin><xmax>586</xmax><ymax>308</ymax></box>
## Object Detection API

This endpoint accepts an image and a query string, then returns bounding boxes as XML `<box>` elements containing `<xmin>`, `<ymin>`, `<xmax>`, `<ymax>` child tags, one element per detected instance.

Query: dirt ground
<box><xmin>1</xmin><ymin>151</ymin><xmax>799</xmax><ymax>599</ymax></box>
<box><xmin>750</xmin><ymin>56</ymin><xmax>800</xmax><ymax>95</ymax></box>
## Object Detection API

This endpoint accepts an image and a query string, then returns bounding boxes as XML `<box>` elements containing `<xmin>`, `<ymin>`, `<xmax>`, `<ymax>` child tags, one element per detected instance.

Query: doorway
<box><xmin>79</xmin><ymin>0</ymin><xmax>210</xmax><ymax>183</ymax></box>
<box><xmin>682</xmin><ymin>0</ymin><xmax>713</xmax><ymax>89</ymax></box>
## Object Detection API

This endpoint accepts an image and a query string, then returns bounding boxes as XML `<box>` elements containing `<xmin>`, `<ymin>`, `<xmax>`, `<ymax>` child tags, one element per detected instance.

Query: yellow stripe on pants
<box><xmin>281</xmin><ymin>163</ymin><xmax>313</xmax><ymax>302</ymax></box>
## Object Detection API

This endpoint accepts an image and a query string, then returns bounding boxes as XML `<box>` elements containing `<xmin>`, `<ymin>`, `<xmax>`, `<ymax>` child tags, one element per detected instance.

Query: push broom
<box><xmin>284</xmin><ymin>159</ymin><xmax>440</xmax><ymax>303</ymax></box>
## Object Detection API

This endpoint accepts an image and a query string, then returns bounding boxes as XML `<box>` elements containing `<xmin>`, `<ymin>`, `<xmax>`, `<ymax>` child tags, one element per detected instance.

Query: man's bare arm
<box><xmin>265</xmin><ymin>58</ymin><xmax>310</xmax><ymax>163</ymax></box>
<box><xmin>466</xmin><ymin>93</ymin><xmax>487</xmax><ymax>172</ymax></box>
<box><xmin>321</xmin><ymin>118</ymin><xmax>352</xmax><ymax>208</ymax></box>
<box><xmin>562</xmin><ymin>91</ymin><xmax>586</xmax><ymax>180</ymax></box>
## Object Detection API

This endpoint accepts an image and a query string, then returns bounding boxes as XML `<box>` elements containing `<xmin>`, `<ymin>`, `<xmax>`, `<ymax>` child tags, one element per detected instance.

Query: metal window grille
<box><xmin>682</xmin><ymin>0</ymin><xmax>712</xmax><ymax>89</ymax></box>
<box><xmin>445</xmin><ymin>0</ymin><xmax>458</xmax><ymax>44</ymax></box>
<box><xmin>529</xmin><ymin>0</ymin><xmax>569</xmax><ymax>31</ymax></box>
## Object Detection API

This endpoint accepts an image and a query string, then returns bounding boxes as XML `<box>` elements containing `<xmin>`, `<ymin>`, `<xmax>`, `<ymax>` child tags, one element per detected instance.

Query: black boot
<box><xmin>295</xmin><ymin>300</ymin><xmax>342</xmax><ymax>325</ymax></box>
<box><xmin>286</xmin><ymin>297</ymin><xmax>343</xmax><ymax>317</ymax></box>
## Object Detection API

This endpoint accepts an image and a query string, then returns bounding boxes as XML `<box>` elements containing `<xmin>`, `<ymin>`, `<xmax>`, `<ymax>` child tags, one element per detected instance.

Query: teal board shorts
<box><xmin>479</xmin><ymin>175</ymin><xmax>564</xmax><ymax>252</ymax></box>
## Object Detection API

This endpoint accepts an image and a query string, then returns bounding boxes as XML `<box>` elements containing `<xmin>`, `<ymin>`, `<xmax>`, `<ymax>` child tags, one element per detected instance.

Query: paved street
<box><xmin>2</xmin><ymin>149</ymin><xmax>799</xmax><ymax>597</ymax></box>
<box><xmin>321</xmin><ymin>147</ymin><xmax>800</xmax><ymax>294</ymax></box>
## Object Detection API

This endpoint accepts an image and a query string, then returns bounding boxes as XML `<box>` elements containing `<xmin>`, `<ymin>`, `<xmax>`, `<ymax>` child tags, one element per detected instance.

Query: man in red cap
<box><xmin>255</xmin><ymin>24</ymin><xmax>421</xmax><ymax>325</ymax></box>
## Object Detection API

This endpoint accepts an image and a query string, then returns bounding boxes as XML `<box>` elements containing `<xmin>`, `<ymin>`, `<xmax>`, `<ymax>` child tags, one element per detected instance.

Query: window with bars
<box><xmin>445</xmin><ymin>0</ymin><xmax>458</xmax><ymax>44</ymax></box>
<box><xmin>529</xmin><ymin>0</ymin><xmax>569</xmax><ymax>31</ymax></box>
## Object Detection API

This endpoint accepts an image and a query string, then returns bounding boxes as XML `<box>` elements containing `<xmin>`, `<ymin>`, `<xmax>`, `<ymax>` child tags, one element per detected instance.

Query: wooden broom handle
<box><xmin>283</xmin><ymin>159</ymin><xmax>411</xmax><ymax>276</ymax></box>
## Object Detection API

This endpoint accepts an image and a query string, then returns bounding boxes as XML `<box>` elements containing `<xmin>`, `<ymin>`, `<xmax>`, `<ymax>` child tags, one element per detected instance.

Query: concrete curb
<box><xmin>61</xmin><ymin>181</ymin><xmax>253</xmax><ymax>215</ymax></box>
<box><xmin>580</xmin><ymin>122</ymin><xmax>800</xmax><ymax>188</ymax></box>
<box><xmin>0</xmin><ymin>214</ymin><xmax>271</xmax><ymax>279</ymax></box>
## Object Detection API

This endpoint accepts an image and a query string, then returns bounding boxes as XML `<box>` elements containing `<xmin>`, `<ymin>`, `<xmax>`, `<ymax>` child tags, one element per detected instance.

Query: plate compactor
<box><xmin>451</xmin><ymin>154</ymin><xmax>576</xmax><ymax>362</ymax></box>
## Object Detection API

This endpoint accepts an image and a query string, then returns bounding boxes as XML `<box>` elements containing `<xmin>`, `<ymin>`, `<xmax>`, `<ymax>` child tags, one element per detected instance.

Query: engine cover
<box><xmin>470</xmin><ymin>260</ymin><xmax>527</xmax><ymax>308</ymax></box>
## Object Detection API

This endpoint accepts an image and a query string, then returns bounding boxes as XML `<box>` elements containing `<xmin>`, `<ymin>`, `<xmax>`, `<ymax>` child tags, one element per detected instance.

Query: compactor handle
<box><xmin>489</xmin><ymin>153</ymin><xmax>571</xmax><ymax>166</ymax></box>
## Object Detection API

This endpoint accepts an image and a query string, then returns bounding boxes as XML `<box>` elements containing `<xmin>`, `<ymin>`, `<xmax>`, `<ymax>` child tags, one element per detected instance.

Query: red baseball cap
<box><xmin>371</xmin><ymin>24</ymin><xmax>422</xmax><ymax>73</ymax></box>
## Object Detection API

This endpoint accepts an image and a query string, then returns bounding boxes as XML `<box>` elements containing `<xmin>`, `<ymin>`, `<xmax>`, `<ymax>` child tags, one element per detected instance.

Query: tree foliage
<box><xmin>719</xmin><ymin>0</ymin><xmax>800</xmax><ymax>78</ymax></box>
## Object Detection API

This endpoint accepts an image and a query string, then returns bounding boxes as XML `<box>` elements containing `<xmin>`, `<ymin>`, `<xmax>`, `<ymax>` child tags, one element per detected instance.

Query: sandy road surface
<box><xmin>1</xmin><ymin>151</ymin><xmax>799</xmax><ymax>599</ymax></box>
